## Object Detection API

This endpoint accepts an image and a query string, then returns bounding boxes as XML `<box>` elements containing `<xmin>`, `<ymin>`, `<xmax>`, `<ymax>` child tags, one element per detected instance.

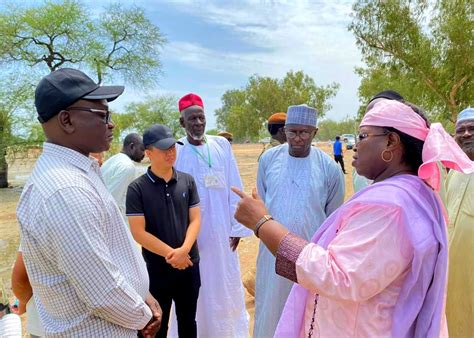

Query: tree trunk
<box><xmin>0</xmin><ymin>144</ymin><xmax>8</xmax><ymax>188</ymax></box>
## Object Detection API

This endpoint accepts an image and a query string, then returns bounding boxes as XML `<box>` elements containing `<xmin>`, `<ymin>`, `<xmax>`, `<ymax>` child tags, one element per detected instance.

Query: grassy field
<box><xmin>0</xmin><ymin>142</ymin><xmax>354</xmax><ymax>335</ymax></box>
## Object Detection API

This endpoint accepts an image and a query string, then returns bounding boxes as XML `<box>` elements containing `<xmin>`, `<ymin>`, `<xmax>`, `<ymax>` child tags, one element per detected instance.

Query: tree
<box><xmin>0</xmin><ymin>79</ymin><xmax>35</xmax><ymax>187</ymax></box>
<box><xmin>0</xmin><ymin>0</ymin><xmax>165</xmax><ymax>87</ymax></box>
<box><xmin>349</xmin><ymin>0</ymin><xmax>473</xmax><ymax>124</ymax></box>
<box><xmin>0</xmin><ymin>0</ymin><xmax>165</xmax><ymax>186</ymax></box>
<box><xmin>112</xmin><ymin>95</ymin><xmax>185</xmax><ymax>142</ymax></box>
<box><xmin>216</xmin><ymin>71</ymin><xmax>339</xmax><ymax>140</ymax></box>
<box><xmin>317</xmin><ymin>118</ymin><xmax>358</xmax><ymax>142</ymax></box>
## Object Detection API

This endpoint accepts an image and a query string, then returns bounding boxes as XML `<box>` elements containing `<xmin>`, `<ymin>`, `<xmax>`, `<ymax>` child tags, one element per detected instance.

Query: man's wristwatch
<box><xmin>254</xmin><ymin>215</ymin><xmax>273</xmax><ymax>238</ymax></box>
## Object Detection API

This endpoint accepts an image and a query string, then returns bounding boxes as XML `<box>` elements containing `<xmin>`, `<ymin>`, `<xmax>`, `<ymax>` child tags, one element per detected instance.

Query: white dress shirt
<box><xmin>17</xmin><ymin>143</ymin><xmax>151</xmax><ymax>337</ymax></box>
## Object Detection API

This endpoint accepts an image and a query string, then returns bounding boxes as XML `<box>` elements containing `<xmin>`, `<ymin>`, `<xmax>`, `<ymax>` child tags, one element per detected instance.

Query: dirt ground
<box><xmin>0</xmin><ymin>142</ymin><xmax>354</xmax><ymax>336</ymax></box>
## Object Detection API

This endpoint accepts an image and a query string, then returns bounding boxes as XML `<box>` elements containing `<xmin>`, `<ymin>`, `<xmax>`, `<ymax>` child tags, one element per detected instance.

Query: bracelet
<box><xmin>254</xmin><ymin>215</ymin><xmax>273</xmax><ymax>238</ymax></box>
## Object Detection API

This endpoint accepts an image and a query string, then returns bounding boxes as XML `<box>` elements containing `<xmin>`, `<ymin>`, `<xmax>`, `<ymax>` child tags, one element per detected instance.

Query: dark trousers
<box><xmin>149</xmin><ymin>263</ymin><xmax>200</xmax><ymax>338</ymax></box>
<box><xmin>334</xmin><ymin>155</ymin><xmax>346</xmax><ymax>173</ymax></box>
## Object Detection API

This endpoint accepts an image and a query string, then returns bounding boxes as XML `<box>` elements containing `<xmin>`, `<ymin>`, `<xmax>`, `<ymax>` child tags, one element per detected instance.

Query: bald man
<box><xmin>102</xmin><ymin>133</ymin><xmax>145</xmax><ymax>218</ymax></box>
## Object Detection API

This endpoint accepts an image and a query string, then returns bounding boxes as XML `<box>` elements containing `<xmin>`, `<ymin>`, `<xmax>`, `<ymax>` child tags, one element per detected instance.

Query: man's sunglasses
<box><xmin>68</xmin><ymin>107</ymin><xmax>112</xmax><ymax>124</ymax></box>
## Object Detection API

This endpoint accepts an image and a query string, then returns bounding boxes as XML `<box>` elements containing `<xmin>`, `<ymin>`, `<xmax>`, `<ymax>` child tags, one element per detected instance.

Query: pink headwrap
<box><xmin>360</xmin><ymin>100</ymin><xmax>474</xmax><ymax>191</ymax></box>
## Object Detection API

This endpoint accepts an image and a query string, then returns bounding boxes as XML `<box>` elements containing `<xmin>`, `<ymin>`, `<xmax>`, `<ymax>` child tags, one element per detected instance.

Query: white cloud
<box><xmin>161</xmin><ymin>0</ymin><xmax>364</xmax><ymax>120</ymax></box>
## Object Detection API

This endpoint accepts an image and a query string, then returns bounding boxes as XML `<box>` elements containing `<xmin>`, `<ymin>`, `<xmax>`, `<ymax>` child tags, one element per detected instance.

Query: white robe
<box><xmin>254</xmin><ymin>144</ymin><xmax>345</xmax><ymax>337</ymax></box>
<box><xmin>173</xmin><ymin>135</ymin><xmax>252</xmax><ymax>337</ymax></box>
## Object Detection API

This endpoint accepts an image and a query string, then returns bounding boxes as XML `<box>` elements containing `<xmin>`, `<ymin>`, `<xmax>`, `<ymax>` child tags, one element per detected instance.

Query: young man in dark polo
<box><xmin>126</xmin><ymin>124</ymin><xmax>201</xmax><ymax>338</ymax></box>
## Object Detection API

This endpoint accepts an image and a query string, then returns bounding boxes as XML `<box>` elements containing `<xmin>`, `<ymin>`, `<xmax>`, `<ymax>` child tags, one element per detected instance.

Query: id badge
<box><xmin>204</xmin><ymin>167</ymin><xmax>226</xmax><ymax>189</ymax></box>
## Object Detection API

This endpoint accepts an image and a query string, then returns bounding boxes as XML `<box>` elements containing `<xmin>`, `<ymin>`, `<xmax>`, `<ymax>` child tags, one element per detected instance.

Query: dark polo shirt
<box><xmin>126</xmin><ymin>167</ymin><xmax>200</xmax><ymax>276</ymax></box>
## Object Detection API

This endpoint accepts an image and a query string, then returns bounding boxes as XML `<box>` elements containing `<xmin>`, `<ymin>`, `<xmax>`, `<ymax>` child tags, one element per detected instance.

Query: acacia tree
<box><xmin>0</xmin><ymin>80</ymin><xmax>34</xmax><ymax>187</ymax></box>
<box><xmin>216</xmin><ymin>71</ymin><xmax>339</xmax><ymax>140</ymax></box>
<box><xmin>0</xmin><ymin>0</ymin><xmax>165</xmax><ymax>86</ymax></box>
<box><xmin>349</xmin><ymin>0</ymin><xmax>473</xmax><ymax>123</ymax></box>
<box><xmin>0</xmin><ymin>0</ymin><xmax>165</xmax><ymax>187</ymax></box>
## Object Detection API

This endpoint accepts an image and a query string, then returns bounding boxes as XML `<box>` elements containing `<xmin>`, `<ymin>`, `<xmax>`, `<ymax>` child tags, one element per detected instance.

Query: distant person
<box><xmin>218</xmin><ymin>131</ymin><xmax>233</xmax><ymax>144</ymax></box>
<box><xmin>446</xmin><ymin>107</ymin><xmax>474</xmax><ymax>337</ymax></box>
<box><xmin>333</xmin><ymin>135</ymin><xmax>346</xmax><ymax>174</ymax></box>
<box><xmin>16</xmin><ymin>68</ymin><xmax>161</xmax><ymax>336</ymax></box>
<box><xmin>353</xmin><ymin>90</ymin><xmax>405</xmax><ymax>192</ymax></box>
<box><xmin>259</xmin><ymin>112</ymin><xmax>287</xmax><ymax>159</ymax></box>
<box><xmin>127</xmin><ymin>124</ymin><xmax>201</xmax><ymax>338</ymax></box>
<box><xmin>102</xmin><ymin>133</ymin><xmax>145</xmax><ymax>218</ymax></box>
<box><xmin>174</xmin><ymin>93</ymin><xmax>251</xmax><ymax>337</ymax></box>
<box><xmin>254</xmin><ymin>104</ymin><xmax>345</xmax><ymax>337</ymax></box>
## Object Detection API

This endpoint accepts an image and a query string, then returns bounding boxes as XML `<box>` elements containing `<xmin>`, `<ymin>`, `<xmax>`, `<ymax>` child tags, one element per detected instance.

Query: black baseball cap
<box><xmin>143</xmin><ymin>124</ymin><xmax>184</xmax><ymax>150</ymax></box>
<box><xmin>35</xmin><ymin>68</ymin><xmax>125</xmax><ymax>123</ymax></box>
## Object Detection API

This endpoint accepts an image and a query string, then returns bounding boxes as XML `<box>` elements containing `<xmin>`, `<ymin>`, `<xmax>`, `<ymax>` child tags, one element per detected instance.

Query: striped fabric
<box><xmin>17</xmin><ymin>143</ymin><xmax>152</xmax><ymax>337</ymax></box>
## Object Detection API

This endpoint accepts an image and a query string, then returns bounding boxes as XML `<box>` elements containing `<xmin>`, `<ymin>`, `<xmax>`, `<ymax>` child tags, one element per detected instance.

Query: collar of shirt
<box><xmin>43</xmin><ymin>142</ymin><xmax>99</xmax><ymax>173</ymax></box>
<box><xmin>146</xmin><ymin>167</ymin><xmax>178</xmax><ymax>184</ymax></box>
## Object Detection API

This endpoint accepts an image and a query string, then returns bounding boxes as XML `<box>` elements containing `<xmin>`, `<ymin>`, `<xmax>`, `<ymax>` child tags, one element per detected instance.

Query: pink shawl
<box><xmin>275</xmin><ymin>175</ymin><xmax>447</xmax><ymax>337</ymax></box>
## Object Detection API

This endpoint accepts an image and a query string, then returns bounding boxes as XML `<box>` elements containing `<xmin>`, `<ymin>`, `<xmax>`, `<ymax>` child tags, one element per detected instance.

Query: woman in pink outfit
<box><xmin>233</xmin><ymin>100</ymin><xmax>474</xmax><ymax>337</ymax></box>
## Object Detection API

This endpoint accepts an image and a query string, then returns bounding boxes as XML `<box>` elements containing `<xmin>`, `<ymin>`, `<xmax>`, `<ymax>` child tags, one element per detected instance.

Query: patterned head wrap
<box><xmin>456</xmin><ymin>107</ymin><xmax>474</xmax><ymax>125</ymax></box>
<box><xmin>285</xmin><ymin>104</ymin><xmax>317</xmax><ymax>127</ymax></box>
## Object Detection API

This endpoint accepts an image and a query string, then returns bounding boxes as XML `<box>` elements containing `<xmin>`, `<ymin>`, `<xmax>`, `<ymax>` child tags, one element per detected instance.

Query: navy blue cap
<box><xmin>143</xmin><ymin>124</ymin><xmax>183</xmax><ymax>150</ymax></box>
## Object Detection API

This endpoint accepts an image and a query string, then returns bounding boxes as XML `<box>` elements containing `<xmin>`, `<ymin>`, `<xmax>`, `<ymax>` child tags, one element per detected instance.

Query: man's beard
<box><xmin>187</xmin><ymin>129</ymin><xmax>205</xmax><ymax>141</ymax></box>
<box><xmin>460</xmin><ymin>143</ymin><xmax>474</xmax><ymax>160</ymax></box>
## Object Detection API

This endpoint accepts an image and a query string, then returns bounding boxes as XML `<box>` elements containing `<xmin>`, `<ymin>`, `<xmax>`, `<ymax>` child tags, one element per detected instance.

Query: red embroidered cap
<box><xmin>178</xmin><ymin>93</ymin><xmax>204</xmax><ymax>112</ymax></box>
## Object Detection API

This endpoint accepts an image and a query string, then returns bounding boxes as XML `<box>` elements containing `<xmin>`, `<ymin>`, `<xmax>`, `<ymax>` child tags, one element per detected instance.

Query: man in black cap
<box><xmin>16</xmin><ymin>68</ymin><xmax>161</xmax><ymax>337</ymax></box>
<box><xmin>126</xmin><ymin>124</ymin><xmax>201</xmax><ymax>338</ymax></box>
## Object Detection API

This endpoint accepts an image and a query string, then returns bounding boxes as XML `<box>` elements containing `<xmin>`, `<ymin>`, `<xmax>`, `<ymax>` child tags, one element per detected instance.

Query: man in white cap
<box><xmin>445</xmin><ymin>107</ymin><xmax>474</xmax><ymax>337</ymax></box>
<box><xmin>254</xmin><ymin>104</ymin><xmax>345</xmax><ymax>337</ymax></box>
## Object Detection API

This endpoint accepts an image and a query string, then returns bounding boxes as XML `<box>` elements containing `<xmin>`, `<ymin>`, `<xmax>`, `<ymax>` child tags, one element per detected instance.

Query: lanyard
<box><xmin>189</xmin><ymin>137</ymin><xmax>212</xmax><ymax>168</ymax></box>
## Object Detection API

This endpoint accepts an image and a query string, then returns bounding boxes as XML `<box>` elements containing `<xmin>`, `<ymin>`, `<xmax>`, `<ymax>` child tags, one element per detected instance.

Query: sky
<box><xmin>23</xmin><ymin>0</ymin><xmax>365</xmax><ymax>129</ymax></box>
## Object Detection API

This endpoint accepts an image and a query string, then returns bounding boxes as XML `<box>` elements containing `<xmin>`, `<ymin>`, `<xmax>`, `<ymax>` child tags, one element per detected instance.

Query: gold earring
<box><xmin>381</xmin><ymin>149</ymin><xmax>393</xmax><ymax>162</ymax></box>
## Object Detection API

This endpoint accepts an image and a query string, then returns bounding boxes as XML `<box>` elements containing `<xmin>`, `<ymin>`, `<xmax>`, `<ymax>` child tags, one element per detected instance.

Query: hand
<box><xmin>229</xmin><ymin>237</ymin><xmax>241</xmax><ymax>251</ymax></box>
<box><xmin>141</xmin><ymin>293</ymin><xmax>162</xmax><ymax>338</ymax></box>
<box><xmin>231</xmin><ymin>187</ymin><xmax>268</xmax><ymax>231</ymax></box>
<box><xmin>166</xmin><ymin>247</ymin><xmax>193</xmax><ymax>270</ymax></box>
<box><xmin>17</xmin><ymin>301</ymin><xmax>27</xmax><ymax>315</ymax></box>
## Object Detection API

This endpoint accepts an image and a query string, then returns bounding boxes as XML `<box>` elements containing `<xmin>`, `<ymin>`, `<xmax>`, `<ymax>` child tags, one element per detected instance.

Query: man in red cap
<box><xmin>172</xmin><ymin>93</ymin><xmax>251</xmax><ymax>337</ymax></box>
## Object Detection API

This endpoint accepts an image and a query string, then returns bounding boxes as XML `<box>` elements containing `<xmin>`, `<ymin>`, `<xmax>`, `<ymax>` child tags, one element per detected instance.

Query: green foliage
<box><xmin>349</xmin><ymin>0</ymin><xmax>473</xmax><ymax>123</ymax></box>
<box><xmin>88</xmin><ymin>3</ymin><xmax>166</xmax><ymax>87</ymax></box>
<box><xmin>0</xmin><ymin>0</ymin><xmax>165</xmax><ymax>86</ymax></box>
<box><xmin>0</xmin><ymin>78</ymin><xmax>35</xmax><ymax>187</ymax></box>
<box><xmin>317</xmin><ymin>118</ymin><xmax>358</xmax><ymax>142</ymax></box>
<box><xmin>0</xmin><ymin>0</ymin><xmax>92</xmax><ymax>73</ymax></box>
<box><xmin>112</xmin><ymin>95</ymin><xmax>185</xmax><ymax>142</ymax></box>
<box><xmin>216</xmin><ymin>71</ymin><xmax>339</xmax><ymax>140</ymax></box>
<box><xmin>206</xmin><ymin>129</ymin><xmax>219</xmax><ymax>136</ymax></box>
<box><xmin>0</xmin><ymin>0</ymin><xmax>166</xmax><ymax>186</ymax></box>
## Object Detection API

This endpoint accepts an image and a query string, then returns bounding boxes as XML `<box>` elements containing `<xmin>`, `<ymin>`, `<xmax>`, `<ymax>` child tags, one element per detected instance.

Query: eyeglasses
<box><xmin>68</xmin><ymin>107</ymin><xmax>112</xmax><ymax>124</ymax></box>
<box><xmin>357</xmin><ymin>132</ymin><xmax>388</xmax><ymax>141</ymax></box>
<box><xmin>285</xmin><ymin>129</ymin><xmax>313</xmax><ymax>140</ymax></box>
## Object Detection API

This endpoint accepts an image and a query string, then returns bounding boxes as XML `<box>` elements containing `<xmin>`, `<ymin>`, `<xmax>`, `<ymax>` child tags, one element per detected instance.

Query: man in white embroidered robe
<box><xmin>255</xmin><ymin>104</ymin><xmax>345</xmax><ymax>337</ymax></box>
